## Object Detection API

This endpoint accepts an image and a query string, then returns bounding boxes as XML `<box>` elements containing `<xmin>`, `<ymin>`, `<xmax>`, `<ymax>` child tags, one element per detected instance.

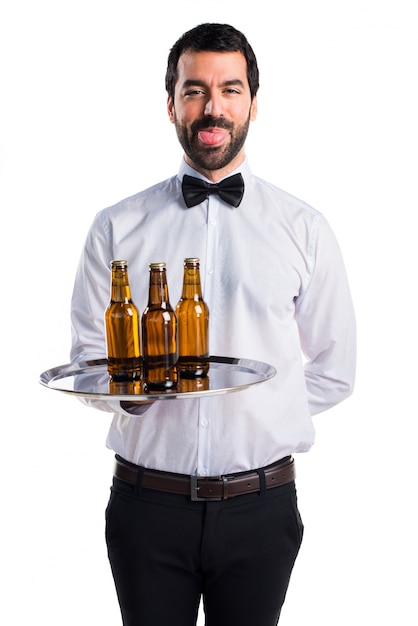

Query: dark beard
<box><xmin>174</xmin><ymin>114</ymin><xmax>250</xmax><ymax>171</ymax></box>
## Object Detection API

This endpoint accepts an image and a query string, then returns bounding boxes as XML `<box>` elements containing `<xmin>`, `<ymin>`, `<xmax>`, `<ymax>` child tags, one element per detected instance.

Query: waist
<box><xmin>114</xmin><ymin>455</ymin><xmax>295</xmax><ymax>501</ymax></box>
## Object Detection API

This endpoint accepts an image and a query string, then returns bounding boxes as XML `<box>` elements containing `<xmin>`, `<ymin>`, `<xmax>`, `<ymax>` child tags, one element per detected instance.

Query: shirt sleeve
<box><xmin>70</xmin><ymin>211</ymin><xmax>155</xmax><ymax>418</ymax></box>
<box><xmin>69</xmin><ymin>211</ymin><xmax>124</xmax><ymax>414</ymax></box>
<box><xmin>295</xmin><ymin>214</ymin><xmax>356</xmax><ymax>415</ymax></box>
<box><xmin>70</xmin><ymin>210</ymin><xmax>112</xmax><ymax>364</ymax></box>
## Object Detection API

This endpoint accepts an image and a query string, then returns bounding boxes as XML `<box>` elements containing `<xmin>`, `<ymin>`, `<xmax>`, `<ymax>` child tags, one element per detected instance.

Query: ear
<box><xmin>250</xmin><ymin>95</ymin><xmax>258</xmax><ymax>122</ymax></box>
<box><xmin>167</xmin><ymin>95</ymin><xmax>175</xmax><ymax>124</ymax></box>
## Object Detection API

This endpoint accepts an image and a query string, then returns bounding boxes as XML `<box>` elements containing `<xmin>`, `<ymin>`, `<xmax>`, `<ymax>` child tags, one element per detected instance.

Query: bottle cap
<box><xmin>184</xmin><ymin>258</ymin><xmax>200</xmax><ymax>264</ymax></box>
<box><xmin>111</xmin><ymin>260</ymin><xmax>128</xmax><ymax>267</ymax></box>
<box><xmin>149</xmin><ymin>262</ymin><xmax>166</xmax><ymax>269</ymax></box>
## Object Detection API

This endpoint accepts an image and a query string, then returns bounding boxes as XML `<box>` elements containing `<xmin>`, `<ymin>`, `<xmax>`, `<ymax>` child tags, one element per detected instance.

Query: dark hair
<box><xmin>165</xmin><ymin>23</ymin><xmax>259</xmax><ymax>101</ymax></box>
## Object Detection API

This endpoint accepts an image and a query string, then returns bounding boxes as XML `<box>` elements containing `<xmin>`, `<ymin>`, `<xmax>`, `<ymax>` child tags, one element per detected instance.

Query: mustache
<box><xmin>191</xmin><ymin>116</ymin><xmax>233</xmax><ymax>133</ymax></box>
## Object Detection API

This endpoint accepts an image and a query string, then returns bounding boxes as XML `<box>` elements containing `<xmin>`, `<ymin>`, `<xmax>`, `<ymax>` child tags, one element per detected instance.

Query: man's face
<box><xmin>167</xmin><ymin>50</ymin><xmax>257</xmax><ymax>179</ymax></box>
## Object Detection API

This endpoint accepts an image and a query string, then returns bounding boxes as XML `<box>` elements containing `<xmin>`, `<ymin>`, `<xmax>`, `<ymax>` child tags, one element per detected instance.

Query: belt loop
<box><xmin>134</xmin><ymin>466</ymin><xmax>145</xmax><ymax>495</ymax></box>
<box><xmin>256</xmin><ymin>469</ymin><xmax>266</xmax><ymax>496</ymax></box>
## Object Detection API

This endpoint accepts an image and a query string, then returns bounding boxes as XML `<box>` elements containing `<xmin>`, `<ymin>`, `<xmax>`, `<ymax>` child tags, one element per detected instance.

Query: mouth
<box><xmin>197</xmin><ymin>128</ymin><xmax>229</xmax><ymax>147</ymax></box>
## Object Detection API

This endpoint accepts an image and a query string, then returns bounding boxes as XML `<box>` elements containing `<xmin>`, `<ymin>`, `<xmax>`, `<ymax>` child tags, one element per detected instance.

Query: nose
<box><xmin>204</xmin><ymin>92</ymin><xmax>223</xmax><ymax>118</ymax></box>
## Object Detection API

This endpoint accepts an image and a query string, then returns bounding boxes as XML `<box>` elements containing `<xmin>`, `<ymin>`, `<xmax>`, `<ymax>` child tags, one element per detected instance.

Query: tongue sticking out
<box><xmin>197</xmin><ymin>129</ymin><xmax>228</xmax><ymax>146</ymax></box>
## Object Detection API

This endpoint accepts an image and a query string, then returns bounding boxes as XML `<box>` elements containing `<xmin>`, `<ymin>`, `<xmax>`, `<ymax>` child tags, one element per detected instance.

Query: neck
<box><xmin>184</xmin><ymin>151</ymin><xmax>245</xmax><ymax>183</ymax></box>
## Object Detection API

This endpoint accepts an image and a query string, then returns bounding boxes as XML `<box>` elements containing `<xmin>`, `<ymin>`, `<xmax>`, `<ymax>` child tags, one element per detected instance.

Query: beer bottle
<box><xmin>176</xmin><ymin>258</ymin><xmax>209</xmax><ymax>378</ymax></box>
<box><xmin>141</xmin><ymin>262</ymin><xmax>178</xmax><ymax>391</ymax></box>
<box><xmin>105</xmin><ymin>260</ymin><xmax>142</xmax><ymax>381</ymax></box>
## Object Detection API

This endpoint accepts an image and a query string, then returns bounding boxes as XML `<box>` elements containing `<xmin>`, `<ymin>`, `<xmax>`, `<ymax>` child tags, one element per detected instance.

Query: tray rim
<box><xmin>39</xmin><ymin>356</ymin><xmax>276</xmax><ymax>402</ymax></box>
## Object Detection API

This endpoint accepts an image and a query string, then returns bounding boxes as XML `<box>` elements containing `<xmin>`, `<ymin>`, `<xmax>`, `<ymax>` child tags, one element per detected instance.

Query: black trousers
<box><xmin>105</xmin><ymin>470</ymin><xmax>304</xmax><ymax>626</ymax></box>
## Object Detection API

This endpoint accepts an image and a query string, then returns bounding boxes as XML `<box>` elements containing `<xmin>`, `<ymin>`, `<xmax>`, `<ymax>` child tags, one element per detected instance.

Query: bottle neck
<box><xmin>181</xmin><ymin>265</ymin><xmax>203</xmax><ymax>299</ymax></box>
<box><xmin>148</xmin><ymin>269</ymin><xmax>170</xmax><ymax>306</ymax></box>
<box><xmin>111</xmin><ymin>268</ymin><xmax>132</xmax><ymax>302</ymax></box>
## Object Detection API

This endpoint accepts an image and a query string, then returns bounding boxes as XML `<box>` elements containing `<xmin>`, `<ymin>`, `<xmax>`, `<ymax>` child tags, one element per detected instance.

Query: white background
<box><xmin>1</xmin><ymin>1</ymin><xmax>417</xmax><ymax>624</ymax></box>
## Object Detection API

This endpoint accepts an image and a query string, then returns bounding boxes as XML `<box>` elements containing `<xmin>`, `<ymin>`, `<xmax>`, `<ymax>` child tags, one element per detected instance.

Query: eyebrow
<box><xmin>181</xmin><ymin>79</ymin><xmax>246</xmax><ymax>90</ymax></box>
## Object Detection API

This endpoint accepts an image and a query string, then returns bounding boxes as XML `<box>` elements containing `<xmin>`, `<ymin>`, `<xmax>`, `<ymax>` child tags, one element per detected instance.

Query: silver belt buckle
<box><xmin>191</xmin><ymin>475</ymin><xmax>221</xmax><ymax>501</ymax></box>
<box><xmin>190</xmin><ymin>475</ymin><xmax>233</xmax><ymax>501</ymax></box>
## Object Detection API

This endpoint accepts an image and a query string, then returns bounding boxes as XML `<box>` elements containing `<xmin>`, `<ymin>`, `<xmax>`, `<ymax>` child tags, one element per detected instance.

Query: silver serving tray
<box><xmin>39</xmin><ymin>356</ymin><xmax>276</xmax><ymax>402</ymax></box>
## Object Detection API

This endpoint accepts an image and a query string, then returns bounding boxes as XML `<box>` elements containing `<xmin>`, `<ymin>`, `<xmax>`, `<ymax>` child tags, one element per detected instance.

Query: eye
<box><xmin>184</xmin><ymin>88</ymin><xmax>205</xmax><ymax>97</ymax></box>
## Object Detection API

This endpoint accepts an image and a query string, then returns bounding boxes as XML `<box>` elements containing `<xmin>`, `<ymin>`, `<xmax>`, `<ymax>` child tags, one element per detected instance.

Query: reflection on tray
<box><xmin>109</xmin><ymin>380</ymin><xmax>143</xmax><ymax>395</ymax></box>
<box><xmin>40</xmin><ymin>356</ymin><xmax>276</xmax><ymax>403</ymax></box>
<box><xmin>72</xmin><ymin>366</ymin><xmax>211</xmax><ymax>396</ymax></box>
<box><xmin>178</xmin><ymin>376</ymin><xmax>210</xmax><ymax>393</ymax></box>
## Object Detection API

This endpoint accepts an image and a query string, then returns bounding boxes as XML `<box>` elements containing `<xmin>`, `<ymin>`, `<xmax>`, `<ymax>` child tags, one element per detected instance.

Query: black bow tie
<box><xmin>182</xmin><ymin>173</ymin><xmax>245</xmax><ymax>208</ymax></box>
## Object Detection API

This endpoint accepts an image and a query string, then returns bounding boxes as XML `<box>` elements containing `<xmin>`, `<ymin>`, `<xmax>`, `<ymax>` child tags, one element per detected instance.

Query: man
<box><xmin>71</xmin><ymin>23</ymin><xmax>356</xmax><ymax>626</ymax></box>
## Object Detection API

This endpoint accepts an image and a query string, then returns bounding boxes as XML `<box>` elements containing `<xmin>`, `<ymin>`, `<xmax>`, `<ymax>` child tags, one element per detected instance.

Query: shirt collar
<box><xmin>177</xmin><ymin>157</ymin><xmax>252</xmax><ymax>187</ymax></box>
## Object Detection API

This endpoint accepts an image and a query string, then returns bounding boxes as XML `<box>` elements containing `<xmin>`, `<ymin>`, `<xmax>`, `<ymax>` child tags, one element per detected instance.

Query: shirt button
<box><xmin>209</xmin><ymin>218</ymin><xmax>217</xmax><ymax>226</ymax></box>
<box><xmin>201</xmin><ymin>418</ymin><xmax>209</xmax><ymax>427</ymax></box>
<box><xmin>207</xmin><ymin>268</ymin><xmax>214</xmax><ymax>275</ymax></box>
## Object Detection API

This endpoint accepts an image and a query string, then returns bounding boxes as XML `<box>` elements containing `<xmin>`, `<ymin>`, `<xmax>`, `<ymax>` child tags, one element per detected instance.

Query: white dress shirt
<box><xmin>70</xmin><ymin>158</ymin><xmax>356</xmax><ymax>476</ymax></box>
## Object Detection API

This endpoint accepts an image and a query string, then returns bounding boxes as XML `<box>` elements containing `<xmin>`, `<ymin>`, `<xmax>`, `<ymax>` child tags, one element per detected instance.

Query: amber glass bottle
<box><xmin>105</xmin><ymin>260</ymin><xmax>142</xmax><ymax>381</ymax></box>
<box><xmin>176</xmin><ymin>258</ymin><xmax>209</xmax><ymax>378</ymax></box>
<box><xmin>141</xmin><ymin>262</ymin><xmax>178</xmax><ymax>390</ymax></box>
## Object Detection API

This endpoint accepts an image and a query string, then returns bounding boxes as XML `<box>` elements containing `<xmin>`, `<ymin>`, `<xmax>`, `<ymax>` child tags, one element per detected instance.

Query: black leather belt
<box><xmin>114</xmin><ymin>456</ymin><xmax>295</xmax><ymax>501</ymax></box>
